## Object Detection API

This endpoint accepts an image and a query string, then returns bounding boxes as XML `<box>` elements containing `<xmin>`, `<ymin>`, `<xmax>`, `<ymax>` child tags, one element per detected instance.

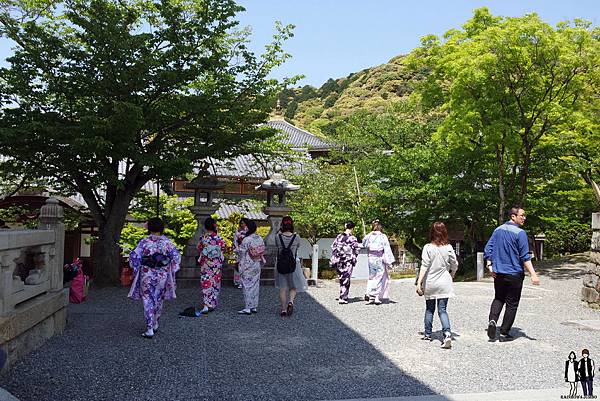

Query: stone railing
<box><xmin>0</xmin><ymin>197</ymin><xmax>68</xmax><ymax>371</ymax></box>
<box><xmin>0</xmin><ymin>198</ymin><xmax>64</xmax><ymax>314</ymax></box>
<box><xmin>583</xmin><ymin>213</ymin><xmax>600</xmax><ymax>309</ymax></box>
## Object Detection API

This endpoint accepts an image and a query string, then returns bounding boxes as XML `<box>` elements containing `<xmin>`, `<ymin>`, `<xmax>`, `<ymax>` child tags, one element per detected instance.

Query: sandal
<box><xmin>286</xmin><ymin>302</ymin><xmax>294</xmax><ymax>317</ymax></box>
<box><xmin>141</xmin><ymin>332</ymin><xmax>154</xmax><ymax>339</ymax></box>
<box><xmin>280</xmin><ymin>310</ymin><xmax>287</xmax><ymax>317</ymax></box>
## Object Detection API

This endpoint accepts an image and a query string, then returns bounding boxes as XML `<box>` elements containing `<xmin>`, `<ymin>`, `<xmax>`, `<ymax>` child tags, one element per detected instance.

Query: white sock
<box><xmin>143</xmin><ymin>328</ymin><xmax>154</xmax><ymax>336</ymax></box>
<box><xmin>200</xmin><ymin>306</ymin><xmax>209</xmax><ymax>313</ymax></box>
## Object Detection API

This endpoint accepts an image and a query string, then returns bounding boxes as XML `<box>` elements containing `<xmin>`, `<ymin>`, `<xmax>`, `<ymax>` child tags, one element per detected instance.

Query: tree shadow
<box><xmin>0</xmin><ymin>287</ymin><xmax>452</xmax><ymax>401</ymax></box>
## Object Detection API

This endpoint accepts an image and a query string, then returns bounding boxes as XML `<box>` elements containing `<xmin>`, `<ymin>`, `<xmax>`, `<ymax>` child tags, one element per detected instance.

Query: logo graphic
<box><xmin>562</xmin><ymin>349</ymin><xmax>596</xmax><ymax>399</ymax></box>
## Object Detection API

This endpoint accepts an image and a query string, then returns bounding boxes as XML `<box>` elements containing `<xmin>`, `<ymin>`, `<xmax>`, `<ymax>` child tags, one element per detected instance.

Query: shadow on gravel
<box><xmin>510</xmin><ymin>327</ymin><xmax>537</xmax><ymax>341</ymax></box>
<box><xmin>536</xmin><ymin>253</ymin><xmax>590</xmax><ymax>281</ymax></box>
<box><xmin>0</xmin><ymin>287</ymin><xmax>451</xmax><ymax>401</ymax></box>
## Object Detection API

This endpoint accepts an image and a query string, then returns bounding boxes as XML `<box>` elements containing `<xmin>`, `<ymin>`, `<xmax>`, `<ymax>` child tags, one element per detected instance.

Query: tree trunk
<box><xmin>495</xmin><ymin>144</ymin><xmax>506</xmax><ymax>225</ymax></box>
<box><xmin>91</xmin><ymin>192</ymin><xmax>135</xmax><ymax>286</ymax></box>
<box><xmin>404</xmin><ymin>237</ymin><xmax>423</xmax><ymax>262</ymax></box>
<box><xmin>93</xmin><ymin>234</ymin><xmax>122</xmax><ymax>286</ymax></box>
<box><xmin>581</xmin><ymin>171</ymin><xmax>600</xmax><ymax>209</ymax></box>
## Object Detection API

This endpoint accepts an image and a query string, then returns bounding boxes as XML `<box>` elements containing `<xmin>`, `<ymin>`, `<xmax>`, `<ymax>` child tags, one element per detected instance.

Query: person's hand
<box><xmin>416</xmin><ymin>284</ymin><xmax>424</xmax><ymax>296</ymax></box>
<box><xmin>487</xmin><ymin>264</ymin><xmax>496</xmax><ymax>279</ymax></box>
<box><xmin>531</xmin><ymin>274</ymin><xmax>540</xmax><ymax>285</ymax></box>
<box><xmin>450</xmin><ymin>272</ymin><xmax>456</xmax><ymax>279</ymax></box>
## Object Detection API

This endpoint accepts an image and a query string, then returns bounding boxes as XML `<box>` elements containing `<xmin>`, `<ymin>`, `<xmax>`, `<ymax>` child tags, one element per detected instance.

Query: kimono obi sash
<box><xmin>368</xmin><ymin>249</ymin><xmax>384</xmax><ymax>257</ymax></box>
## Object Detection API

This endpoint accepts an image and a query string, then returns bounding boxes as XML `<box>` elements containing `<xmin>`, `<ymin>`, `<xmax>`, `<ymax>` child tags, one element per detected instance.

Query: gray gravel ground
<box><xmin>1</xmin><ymin>260</ymin><xmax>598</xmax><ymax>401</ymax></box>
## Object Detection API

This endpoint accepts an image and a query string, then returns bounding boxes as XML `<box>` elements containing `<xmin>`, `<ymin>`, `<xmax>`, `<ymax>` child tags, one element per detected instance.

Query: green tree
<box><xmin>0</xmin><ymin>0</ymin><xmax>295</xmax><ymax>284</ymax></box>
<box><xmin>411</xmin><ymin>8</ymin><xmax>600</xmax><ymax>222</ymax></box>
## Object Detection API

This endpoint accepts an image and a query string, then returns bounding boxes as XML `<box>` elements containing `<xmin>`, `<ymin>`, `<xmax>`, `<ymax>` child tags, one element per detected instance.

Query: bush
<box><xmin>318</xmin><ymin>268</ymin><xmax>337</xmax><ymax>280</ymax></box>
<box><xmin>543</xmin><ymin>218</ymin><xmax>591</xmax><ymax>258</ymax></box>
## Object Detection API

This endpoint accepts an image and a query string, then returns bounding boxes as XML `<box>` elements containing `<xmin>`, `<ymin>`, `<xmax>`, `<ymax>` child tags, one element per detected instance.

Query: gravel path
<box><xmin>1</xmin><ymin>260</ymin><xmax>598</xmax><ymax>401</ymax></box>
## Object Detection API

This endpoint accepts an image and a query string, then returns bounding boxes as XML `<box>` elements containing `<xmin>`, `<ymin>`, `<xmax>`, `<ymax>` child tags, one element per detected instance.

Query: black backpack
<box><xmin>276</xmin><ymin>234</ymin><xmax>297</xmax><ymax>274</ymax></box>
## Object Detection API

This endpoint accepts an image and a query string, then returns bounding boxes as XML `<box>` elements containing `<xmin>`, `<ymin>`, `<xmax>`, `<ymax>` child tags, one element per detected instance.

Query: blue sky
<box><xmin>236</xmin><ymin>0</ymin><xmax>600</xmax><ymax>87</ymax></box>
<box><xmin>1</xmin><ymin>1</ymin><xmax>598</xmax><ymax>88</ymax></box>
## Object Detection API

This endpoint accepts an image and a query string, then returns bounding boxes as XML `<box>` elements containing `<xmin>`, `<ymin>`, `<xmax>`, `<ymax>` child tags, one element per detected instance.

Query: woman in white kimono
<box><xmin>237</xmin><ymin>220</ymin><xmax>265</xmax><ymax>315</ymax></box>
<box><xmin>362</xmin><ymin>219</ymin><xmax>395</xmax><ymax>304</ymax></box>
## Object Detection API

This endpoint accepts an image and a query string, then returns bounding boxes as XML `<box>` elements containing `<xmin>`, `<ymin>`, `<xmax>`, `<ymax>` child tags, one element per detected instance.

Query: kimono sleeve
<box><xmin>129</xmin><ymin>240</ymin><xmax>144</xmax><ymax>271</ymax></box>
<box><xmin>218</xmin><ymin>236</ymin><xmax>227</xmax><ymax>256</ymax></box>
<box><xmin>168</xmin><ymin>242</ymin><xmax>182</xmax><ymax>274</ymax></box>
<box><xmin>350</xmin><ymin>235</ymin><xmax>361</xmax><ymax>255</ymax></box>
<box><xmin>382</xmin><ymin>235</ymin><xmax>395</xmax><ymax>265</ymax></box>
<box><xmin>362</xmin><ymin>233</ymin><xmax>371</xmax><ymax>249</ymax></box>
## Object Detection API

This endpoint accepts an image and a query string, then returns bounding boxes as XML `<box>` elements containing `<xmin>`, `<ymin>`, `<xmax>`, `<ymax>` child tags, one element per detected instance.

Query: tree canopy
<box><xmin>0</xmin><ymin>0</ymin><xmax>295</xmax><ymax>284</ymax></box>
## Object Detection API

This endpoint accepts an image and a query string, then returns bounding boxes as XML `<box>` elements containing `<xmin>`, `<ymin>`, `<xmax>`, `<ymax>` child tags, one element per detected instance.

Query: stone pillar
<box><xmin>256</xmin><ymin>169</ymin><xmax>300</xmax><ymax>285</ymax></box>
<box><xmin>38</xmin><ymin>198</ymin><xmax>65</xmax><ymax>292</ymax></box>
<box><xmin>583</xmin><ymin>213</ymin><xmax>600</xmax><ymax>308</ymax></box>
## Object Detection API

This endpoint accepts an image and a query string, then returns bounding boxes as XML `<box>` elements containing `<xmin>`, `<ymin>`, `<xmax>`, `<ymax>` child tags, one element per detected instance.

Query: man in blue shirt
<box><xmin>484</xmin><ymin>206</ymin><xmax>540</xmax><ymax>341</ymax></box>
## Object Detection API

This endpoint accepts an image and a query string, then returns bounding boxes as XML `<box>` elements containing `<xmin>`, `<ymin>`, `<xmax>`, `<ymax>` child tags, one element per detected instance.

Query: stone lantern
<box><xmin>180</xmin><ymin>169</ymin><xmax>224</xmax><ymax>270</ymax></box>
<box><xmin>256</xmin><ymin>167</ymin><xmax>300</xmax><ymax>249</ymax></box>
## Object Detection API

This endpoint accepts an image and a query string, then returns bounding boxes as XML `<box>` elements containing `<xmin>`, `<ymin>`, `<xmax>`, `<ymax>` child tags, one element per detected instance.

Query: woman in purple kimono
<box><xmin>128</xmin><ymin>218</ymin><xmax>181</xmax><ymax>338</ymax></box>
<box><xmin>330</xmin><ymin>221</ymin><xmax>361</xmax><ymax>304</ymax></box>
<box><xmin>197</xmin><ymin>217</ymin><xmax>226</xmax><ymax>314</ymax></box>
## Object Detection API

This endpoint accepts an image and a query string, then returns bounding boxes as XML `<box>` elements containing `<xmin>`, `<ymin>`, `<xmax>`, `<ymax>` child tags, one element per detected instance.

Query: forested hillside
<box><xmin>277</xmin><ymin>54</ymin><xmax>425</xmax><ymax>135</ymax></box>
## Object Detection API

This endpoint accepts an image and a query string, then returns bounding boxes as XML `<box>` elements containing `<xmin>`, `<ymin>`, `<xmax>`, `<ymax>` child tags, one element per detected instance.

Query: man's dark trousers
<box><xmin>581</xmin><ymin>379</ymin><xmax>593</xmax><ymax>396</ymax></box>
<box><xmin>488</xmin><ymin>273</ymin><xmax>525</xmax><ymax>335</ymax></box>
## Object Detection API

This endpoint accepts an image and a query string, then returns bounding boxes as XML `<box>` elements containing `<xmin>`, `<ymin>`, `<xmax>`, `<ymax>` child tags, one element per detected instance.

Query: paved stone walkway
<box><xmin>1</xmin><ymin>259</ymin><xmax>599</xmax><ymax>401</ymax></box>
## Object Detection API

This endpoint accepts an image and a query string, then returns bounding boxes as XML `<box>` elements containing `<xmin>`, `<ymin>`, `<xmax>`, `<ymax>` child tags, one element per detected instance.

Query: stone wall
<box><xmin>583</xmin><ymin>213</ymin><xmax>600</xmax><ymax>309</ymax></box>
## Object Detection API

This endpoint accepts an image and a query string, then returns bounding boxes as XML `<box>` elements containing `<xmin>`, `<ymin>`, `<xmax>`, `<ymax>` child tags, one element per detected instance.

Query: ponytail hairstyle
<box><xmin>204</xmin><ymin>217</ymin><xmax>218</xmax><ymax>233</ymax></box>
<box><xmin>371</xmin><ymin>219</ymin><xmax>382</xmax><ymax>232</ymax></box>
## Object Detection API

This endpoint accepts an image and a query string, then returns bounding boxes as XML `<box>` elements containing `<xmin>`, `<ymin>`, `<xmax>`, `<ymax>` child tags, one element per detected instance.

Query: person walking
<box><xmin>362</xmin><ymin>219</ymin><xmax>395</xmax><ymax>304</ymax></box>
<box><xmin>237</xmin><ymin>220</ymin><xmax>265</xmax><ymax>315</ymax></box>
<box><xmin>330</xmin><ymin>221</ymin><xmax>361</xmax><ymax>304</ymax></box>
<box><xmin>416</xmin><ymin>222</ymin><xmax>458</xmax><ymax>349</ymax></box>
<box><xmin>579</xmin><ymin>349</ymin><xmax>595</xmax><ymax>397</ymax></box>
<box><xmin>484</xmin><ymin>206</ymin><xmax>540</xmax><ymax>341</ymax></box>
<box><xmin>197</xmin><ymin>217</ymin><xmax>226</xmax><ymax>314</ymax></box>
<box><xmin>565</xmin><ymin>351</ymin><xmax>579</xmax><ymax>397</ymax></box>
<box><xmin>275</xmin><ymin>216</ymin><xmax>307</xmax><ymax>317</ymax></box>
<box><xmin>232</xmin><ymin>218</ymin><xmax>250</xmax><ymax>289</ymax></box>
<box><xmin>128</xmin><ymin>217</ymin><xmax>181</xmax><ymax>338</ymax></box>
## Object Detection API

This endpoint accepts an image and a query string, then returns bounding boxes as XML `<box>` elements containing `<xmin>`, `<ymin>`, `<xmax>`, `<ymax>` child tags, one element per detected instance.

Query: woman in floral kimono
<box><xmin>362</xmin><ymin>219</ymin><xmax>395</xmax><ymax>304</ymax></box>
<box><xmin>197</xmin><ymin>217</ymin><xmax>226</xmax><ymax>314</ymax></box>
<box><xmin>128</xmin><ymin>218</ymin><xmax>181</xmax><ymax>338</ymax></box>
<box><xmin>232</xmin><ymin>218</ymin><xmax>250</xmax><ymax>289</ymax></box>
<box><xmin>237</xmin><ymin>220</ymin><xmax>265</xmax><ymax>315</ymax></box>
<box><xmin>330</xmin><ymin>221</ymin><xmax>361</xmax><ymax>304</ymax></box>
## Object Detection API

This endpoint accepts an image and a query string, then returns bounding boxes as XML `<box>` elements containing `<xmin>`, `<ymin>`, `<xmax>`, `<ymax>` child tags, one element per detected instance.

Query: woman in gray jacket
<box><xmin>416</xmin><ymin>221</ymin><xmax>458</xmax><ymax>348</ymax></box>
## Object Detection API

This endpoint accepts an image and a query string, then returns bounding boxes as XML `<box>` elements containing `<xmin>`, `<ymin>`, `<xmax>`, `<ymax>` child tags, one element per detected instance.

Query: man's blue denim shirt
<box><xmin>484</xmin><ymin>221</ymin><xmax>531</xmax><ymax>275</ymax></box>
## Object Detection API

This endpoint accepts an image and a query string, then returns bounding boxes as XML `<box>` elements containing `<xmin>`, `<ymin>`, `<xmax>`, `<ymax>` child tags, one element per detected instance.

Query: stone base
<box><xmin>0</xmin><ymin>289</ymin><xmax>68</xmax><ymax>372</ymax></box>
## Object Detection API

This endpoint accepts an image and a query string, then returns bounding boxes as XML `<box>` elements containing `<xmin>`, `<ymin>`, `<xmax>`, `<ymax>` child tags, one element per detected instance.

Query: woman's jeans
<box><xmin>424</xmin><ymin>298</ymin><xmax>451</xmax><ymax>336</ymax></box>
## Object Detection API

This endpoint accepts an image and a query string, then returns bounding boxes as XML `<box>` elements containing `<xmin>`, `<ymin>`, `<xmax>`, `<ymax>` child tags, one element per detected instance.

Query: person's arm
<box><xmin>484</xmin><ymin>231</ymin><xmax>496</xmax><ymax>277</ymax></box>
<box><xmin>523</xmin><ymin>260</ymin><xmax>540</xmax><ymax>285</ymax></box>
<box><xmin>169</xmin><ymin>242</ymin><xmax>182</xmax><ymax>274</ymax></box>
<box><xmin>416</xmin><ymin>246</ymin><xmax>430</xmax><ymax>296</ymax></box>
<box><xmin>518</xmin><ymin>231</ymin><xmax>539</xmax><ymax>285</ymax></box>
<box><xmin>129</xmin><ymin>240</ymin><xmax>144</xmax><ymax>271</ymax></box>
<box><xmin>448</xmin><ymin>247</ymin><xmax>459</xmax><ymax>278</ymax></box>
<box><xmin>382</xmin><ymin>235</ymin><xmax>395</xmax><ymax>266</ymax></box>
